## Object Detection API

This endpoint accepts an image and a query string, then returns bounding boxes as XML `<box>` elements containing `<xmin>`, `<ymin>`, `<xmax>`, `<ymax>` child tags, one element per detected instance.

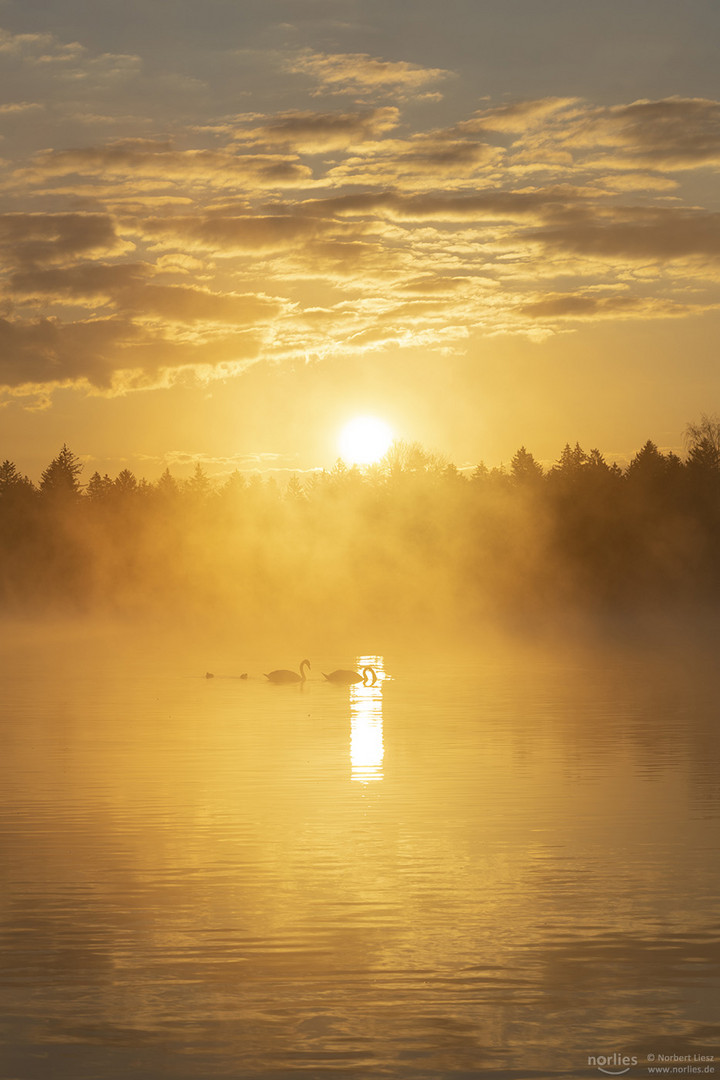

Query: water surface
<box><xmin>0</xmin><ymin>628</ymin><xmax>718</xmax><ymax>1078</ymax></box>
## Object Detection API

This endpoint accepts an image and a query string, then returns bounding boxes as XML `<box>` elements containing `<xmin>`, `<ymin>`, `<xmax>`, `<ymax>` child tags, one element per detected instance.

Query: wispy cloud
<box><xmin>285</xmin><ymin>49</ymin><xmax>451</xmax><ymax>100</ymax></box>
<box><xmin>22</xmin><ymin>146</ymin><xmax>312</xmax><ymax>189</ymax></box>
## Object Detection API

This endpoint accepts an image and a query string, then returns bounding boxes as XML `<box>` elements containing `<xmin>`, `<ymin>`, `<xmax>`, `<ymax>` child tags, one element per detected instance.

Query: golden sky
<box><xmin>1</xmin><ymin>0</ymin><xmax>719</xmax><ymax>479</ymax></box>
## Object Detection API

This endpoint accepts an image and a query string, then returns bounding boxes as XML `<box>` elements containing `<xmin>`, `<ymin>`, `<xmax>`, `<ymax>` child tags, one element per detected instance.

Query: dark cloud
<box><xmin>530</xmin><ymin>207</ymin><xmax>720</xmax><ymax>260</ymax></box>
<box><xmin>323</xmin><ymin>138</ymin><xmax>501</xmax><ymax>185</ymax></box>
<box><xmin>0</xmin><ymin>316</ymin><xmax>136</xmax><ymax>388</ymax></box>
<box><xmin>293</xmin><ymin>188</ymin><xmax>580</xmax><ymax>222</ymax></box>
<box><xmin>584</xmin><ymin>97</ymin><xmax>720</xmax><ymax>168</ymax></box>
<box><xmin>8</xmin><ymin>262</ymin><xmax>150</xmax><ymax>298</ymax></box>
<box><xmin>0</xmin><ymin>213</ymin><xmax>124</xmax><ymax>268</ymax></box>
<box><xmin>0</xmin><ymin>314</ymin><xmax>264</xmax><ymax>392</ymax></box>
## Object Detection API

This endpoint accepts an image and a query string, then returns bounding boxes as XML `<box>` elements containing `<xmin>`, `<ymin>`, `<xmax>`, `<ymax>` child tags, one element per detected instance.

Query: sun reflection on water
<box><xmin>349</xmin><ymin>655</ymin><xmax>385</xmax><ymax>784</ymax></box>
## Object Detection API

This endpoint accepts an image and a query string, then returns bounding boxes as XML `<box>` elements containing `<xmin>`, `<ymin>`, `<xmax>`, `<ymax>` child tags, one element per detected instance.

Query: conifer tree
<box><xmin>39</xmin><ymin>444</ymin><xmax>83</xmax><ymax>499</ymax></box>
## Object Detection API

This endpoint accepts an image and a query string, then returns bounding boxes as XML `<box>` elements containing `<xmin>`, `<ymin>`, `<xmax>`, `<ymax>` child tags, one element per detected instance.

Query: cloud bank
<box><xmin>0</xmin><ymin>26</ymin><xmax>719</xmax><ymax>401</ymax></box>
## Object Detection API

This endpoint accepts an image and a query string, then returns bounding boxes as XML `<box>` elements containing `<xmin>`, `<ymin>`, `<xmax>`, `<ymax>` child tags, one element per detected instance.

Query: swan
<box><xmin>264</xmin><ymin>659</ymin><xmax>311</xmax><ymax>684</ymax></box>
<box><xmin>322</xmin><ymin>666</ymin><xmax>377</xmax><ymax>686</ymax></box>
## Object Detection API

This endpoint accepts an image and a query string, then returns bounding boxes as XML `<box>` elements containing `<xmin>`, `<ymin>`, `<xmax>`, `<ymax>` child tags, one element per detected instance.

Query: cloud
<box><xmin>0</xmin><ymin>213</ymin><xmax>128</xmax><ymax>268</ymax></box>
<box><xmin>5</xmin><ymin>262</ymin><xmax>285</xmax><ymax>325</ymax></box>
<box><xmin>233</xmin><ymin>107</ymin><xmax>400</xmax><ymax>151</ymax></box>
<box><xmin>0</xmin><ymin>28</ymin><xmax>73</xmax><ymax>58</ymax></box>
<box><xmin>143</xmin><ymin>448</ymin><xmax>298</xmax><ymax>476</ymax></box>
<box><xmin>572</xmin><ymin>97</ymin><xmax>720</xmax><ymax>170</ymax></box>
<box><xmin>293</xmin><ymin>188</ymin><xmax>579</xmax><ymax>222</ymax></box>
<box><xmin>529</xmin><ymin>207</ymin><xmax>720</xmax><ymax>261</ymax></box>
<box><xmin>592</xmin><ymin>173</ymin><xmax>679</xmax><ymax>193</ymax></box>
<box><xmin>0</xmin><ymin>26</ymin><xmax>141</xmax><ymax>85</ymax></box>
<box><xmin>141</xmin><ymin>212</ymin><xmax>338</xmax><ymax>253</ymax></box>
<box><xmin>8</xmin><ymin>262</ymin><xmax>151</xmax><ymax>300</ymax></box>
<box><xmin>115</xmin><ymin>284</ymin><xmax>284</xmax><ymax>325</ymax></box>
<box><xmin>0</xmin><ymin>314</ymin><xmax>265</xmax><ymax>395</ymax></box>
<box><xmin>285</xmin><ymin>49</ymin><xmax>451</xmax><ymax>99</ymax></box>
<box><xmin>24</xmin><ymin>146</ymin><xmax>312</xmax><ymax>188</ymax></box>
<box><xmin>0</xmin><ymin>315</ymin><xmax>137</xmax><ymax>389</ymax></box>
<box><xmin>457</xmin><ymin>97</ymin><xmax>581</xmax><ymax>135</ymax></box>
<box><xmin>322</xmin><ymin>136</ymin><xmax>502</xmax><ymax>187</ymax></box>
<box><xmin>0</xmin><ymin>101</ymin><xmax>44</xmax><ymax>116</ymax></box>
<box><xmin>2</xmin><ymin>68</ymin><xmax>720</xmax><ymax>399</ymax></box>
<box><xmin>398</xmin><ymin>276</ymin><xmax>468</xmax><ymax>294</ymax></box>
<box><xmin>496</xmin><ymin>96</ymin><xmax>720</xmax><ymax>175</ymax></box>
<box><xmin>520</xmin><ymin>292</ymin><xmax>714</xmax><ymax>321</ymax></box>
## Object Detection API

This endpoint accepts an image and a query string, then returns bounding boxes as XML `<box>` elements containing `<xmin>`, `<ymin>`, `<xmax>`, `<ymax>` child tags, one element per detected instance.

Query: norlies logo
<box><xmin>588</xmin><ymin>1053</ymin><xmax>638</xmax><ymax>1075</ymax></box>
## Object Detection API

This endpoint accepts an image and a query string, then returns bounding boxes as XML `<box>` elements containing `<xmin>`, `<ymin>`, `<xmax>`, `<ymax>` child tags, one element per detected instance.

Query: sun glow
<box><xmin>338</xmin><ymin>416</ymin><xmax>394</xmax><ymax>466</ymax></box>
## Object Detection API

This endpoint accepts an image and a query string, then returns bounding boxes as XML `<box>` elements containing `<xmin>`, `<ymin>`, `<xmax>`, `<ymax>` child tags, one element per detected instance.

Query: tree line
<box><xmin>2</xmin><ymin>418</ymin><xmax>720</xmax><ymax>632</ymax></box>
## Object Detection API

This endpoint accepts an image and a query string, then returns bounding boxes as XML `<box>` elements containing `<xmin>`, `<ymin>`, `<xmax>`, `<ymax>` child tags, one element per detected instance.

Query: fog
<box><xmin>2</xmin><ymin>430</ymin><xmax>720</xmax><ymax>661</ymax></box>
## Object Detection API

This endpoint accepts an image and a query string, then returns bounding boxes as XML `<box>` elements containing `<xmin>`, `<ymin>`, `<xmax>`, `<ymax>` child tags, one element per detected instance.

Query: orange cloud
<box><xmin>24</xmin><ymin>146</ymin><xmax>312</xmax><ymax>188</ymax></box>
<box><xmin>115</xmin><ymin>283</ymin><xmax>284</xmax><ymax>325</ymax></box>
<box><xmin>292</xmin><ymin>188</ymin><xmax>578</xmax><ymax>222</ymax></box>
<box><xmin>458</xmin><ymin>97</ymin><xmax>581</xmax><ymax>134</ymax></box>
<box><xmin>285</xmin><ymin>49</ymin><xmax>451</xmax><ymax>99</ymax></box>
<box><xmin>233</xmin><ymin>107</ymin><xmax>400</xmax><ymax>151</ymax></box>
<box><xmin>2</xmin><ymin>80</ymin><xmax>720</xmax><ymax>399</ymax></box>
<box><xmin>140</xmin><ymin>213</ymin><xmax>336</xmax><ymax>253</ymax></box>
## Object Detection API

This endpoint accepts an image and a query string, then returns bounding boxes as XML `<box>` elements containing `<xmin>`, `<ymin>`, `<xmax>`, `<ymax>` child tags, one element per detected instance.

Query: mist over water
<box><xmin>0</xmin><ymin>619</ymin><xmax>718</xmax><ymax>1079</ymax></box>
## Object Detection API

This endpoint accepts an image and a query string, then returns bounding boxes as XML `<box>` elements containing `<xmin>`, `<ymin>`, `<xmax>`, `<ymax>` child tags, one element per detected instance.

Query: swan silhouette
<box><xmin>323</xmin><ymin>666</ymin><xmax>377</xmax><ymax>686</ymax></box>
<box><xmin>264</xmin><ymin>659</ymin><xmax>311</xmax><ymax>684</ymax></box>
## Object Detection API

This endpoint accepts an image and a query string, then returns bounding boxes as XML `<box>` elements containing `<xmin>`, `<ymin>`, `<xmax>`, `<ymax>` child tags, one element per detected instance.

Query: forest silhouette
<box><xmin>2</xmin><ymin>417</ymin><xmax>720</xmax><ymax>640</ymax></box>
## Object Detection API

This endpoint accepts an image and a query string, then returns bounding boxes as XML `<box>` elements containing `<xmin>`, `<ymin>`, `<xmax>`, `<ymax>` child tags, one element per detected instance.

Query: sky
<box><xmin>1</xmin><ymin>0</ymin><xmax>719</xmax><ymax>481</ymax></box>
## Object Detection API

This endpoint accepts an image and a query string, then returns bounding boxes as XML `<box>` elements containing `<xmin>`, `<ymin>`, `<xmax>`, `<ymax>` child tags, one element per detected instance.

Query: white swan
<box><xmin>322</xmin><ymin>666</ymin><xmax>377</xmax><ymax>686</ymax></box>
<box><xmin>264</xmin><ymin>659</ymin><xmax>311</xmax><ymax>684</ymax></box>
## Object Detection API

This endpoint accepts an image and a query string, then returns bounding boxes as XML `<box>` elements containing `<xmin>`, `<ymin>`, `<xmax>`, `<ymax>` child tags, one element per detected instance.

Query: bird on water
<box><xmin>264</xmin><ymin>659</ymin><xmax>311</xmax><ymax>684</ymax></box>
<box><xmin>323</xmin><ymin>667</ymin><xmax>377</xmax><ymax>686</ymax></box>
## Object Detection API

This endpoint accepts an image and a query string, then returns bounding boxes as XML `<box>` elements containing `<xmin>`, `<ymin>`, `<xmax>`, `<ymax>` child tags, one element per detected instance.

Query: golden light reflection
<box><xmin>349</xmin><ymin>655</ymin><xmax>385</xmax><ymax>784</ymax></box>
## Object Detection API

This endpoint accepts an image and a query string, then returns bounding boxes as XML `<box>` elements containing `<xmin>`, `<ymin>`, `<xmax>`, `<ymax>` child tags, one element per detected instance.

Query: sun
<box><xmin>338</xmin><ymin>416</ymin><xmax>394</xmax><ymax>466</ymax></box>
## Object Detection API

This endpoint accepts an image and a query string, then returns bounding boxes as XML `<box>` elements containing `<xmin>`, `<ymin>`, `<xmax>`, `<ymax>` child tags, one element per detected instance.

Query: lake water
<box><xmin>0</xmin><ymin>625</ymin><xmax>718</xmax><ymax>1079</ymax></box>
